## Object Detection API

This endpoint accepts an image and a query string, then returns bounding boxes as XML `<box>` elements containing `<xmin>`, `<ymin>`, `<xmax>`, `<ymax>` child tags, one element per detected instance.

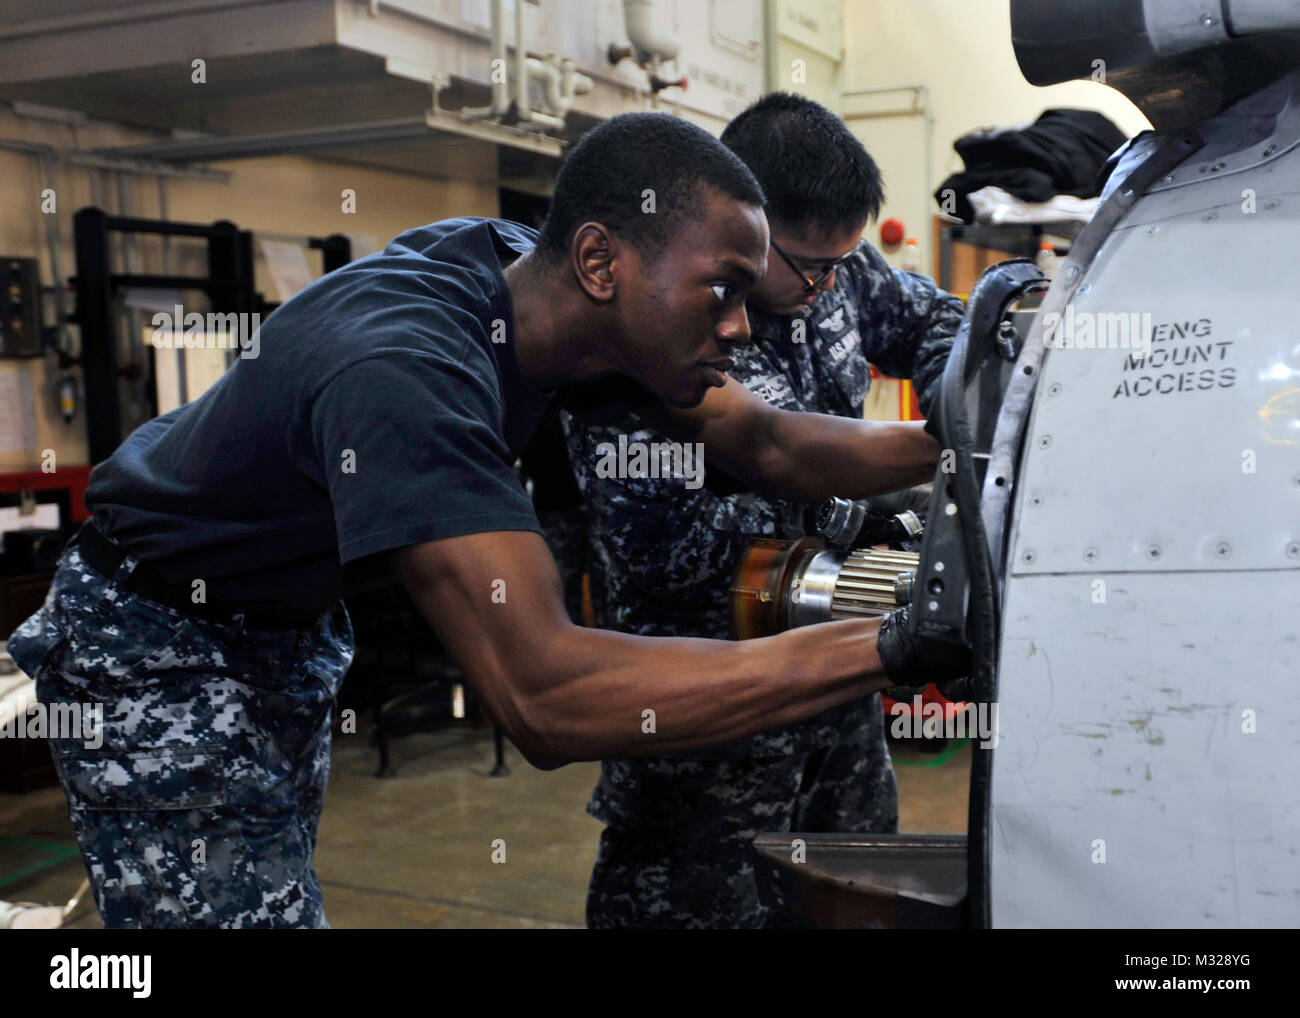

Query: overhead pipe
<box><xmin>461</xmin><ymin>0</ymin><xmax>588</xmax><ymax>130</ymax></box>
<box><xmin>526</xmin><ymin>55</ymin><xmax>593</xmax><ymax>122</ymax></box>
<box><xmin>623</xmin><ymin>0</ymin><xmax>680</xmax><ymax>62</ymax></box>
<box><xmin>510</xmin><ymin>2</ymin><xmax>590</xmax><ymax>132</ymax></box>
<box><xmin>609</xmin><ymin>0</ymin><xmax>683</xmax><ymax>107</ymax></box>
<box><xmin>512</xmin><ymin>0</ymin><xmax>561</xmax><ymax>131</ymax></box>
<box><xmin>461</xmin><ymin>0</ymin><xmax>509</xmax><ymax>120</ymax></box>
<box><xmin>516</xmin><ymin>0</ymin><xmax>527</xmax><ymax>116</ymax></box>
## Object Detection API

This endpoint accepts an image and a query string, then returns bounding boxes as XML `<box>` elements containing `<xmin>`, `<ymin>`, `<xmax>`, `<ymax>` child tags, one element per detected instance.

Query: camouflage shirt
<box><xmin>562</xmin><ymin>239</ymin><xmax>962</xmax><ymax>760</ymax></box>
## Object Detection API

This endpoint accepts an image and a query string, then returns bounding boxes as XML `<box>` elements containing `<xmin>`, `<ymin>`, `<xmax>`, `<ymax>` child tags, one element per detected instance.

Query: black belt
<box><xmin>75</xmin><ymin>521</ymin><xmax>323</xmax><ymax>632</ymax></box>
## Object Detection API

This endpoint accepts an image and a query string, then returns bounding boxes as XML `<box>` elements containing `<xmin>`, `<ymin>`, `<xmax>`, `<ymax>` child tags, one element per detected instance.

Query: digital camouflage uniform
<box><xmin>535</xmin><ymin>506</ymin><xmax>590</xmax><ymax>624</ymax></box>
<box><xmin>6</xmin><ymin>537</ymin><xmax>353</xmax><ymax>929</ymax></box>
<box><xmin>562</xmin><ymin>239</ymin><xmax>962</xmax><ymax>928</ymax></box>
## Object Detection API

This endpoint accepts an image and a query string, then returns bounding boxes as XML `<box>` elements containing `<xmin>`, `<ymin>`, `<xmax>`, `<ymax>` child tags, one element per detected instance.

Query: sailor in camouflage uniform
<box><xmin>563</xmin><ymin>94</ymin><xmax>965</xmax><ymax>928</ymax></box>
<box><xmin>8</xmin><ymin>540</ymin><xmax>351</xmax><ymax>928</ymax></box>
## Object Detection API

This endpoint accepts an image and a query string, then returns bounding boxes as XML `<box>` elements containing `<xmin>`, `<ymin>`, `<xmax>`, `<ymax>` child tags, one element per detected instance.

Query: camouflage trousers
<box><xmin>6</xmin><ymin>540</ymin><xmax>354</xmax><ymax>929</ymax></box>
<box><xmin>586</xmin><ymin>723</ymin><xmax>898</xmax><ymax>929</ymax></box>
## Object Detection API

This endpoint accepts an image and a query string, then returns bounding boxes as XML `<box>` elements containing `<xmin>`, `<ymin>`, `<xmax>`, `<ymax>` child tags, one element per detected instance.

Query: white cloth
<box><xmin>968</xmin><ymin>185</ymin><xmax>1099</xmax><ymax>224</ymax></box>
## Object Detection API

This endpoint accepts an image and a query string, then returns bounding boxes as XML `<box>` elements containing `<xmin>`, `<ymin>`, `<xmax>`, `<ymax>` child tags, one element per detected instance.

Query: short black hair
<box><xmin>721</xmin><ymin>92</ymin><xmax>884</xmax><ymax>235</ymax></box>
<box><xmin>536</xmin><ymin>112</ymin><xmax>764</xmax><ymax>260</ymax></box>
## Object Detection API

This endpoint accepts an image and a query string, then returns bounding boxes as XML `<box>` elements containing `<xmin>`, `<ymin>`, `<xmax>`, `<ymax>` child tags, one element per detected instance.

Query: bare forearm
<box><xmin>522</xmin><ymin>618</ymin><xmax>889</xmax><ymax>761</ymax></box>
<box><xmin>392</xmin><ymin>532</ymin><xmax>894</xmax><ymax>769</ymax></box>
<box><xmin>641</xmin><ymin>383</ymin><xmax>939</xmax><ymax>502</ymax></box>
<box><xmin>754</xmin><ymin>412</ymin><xmax>939</xmax><ymax>500</ymax></box>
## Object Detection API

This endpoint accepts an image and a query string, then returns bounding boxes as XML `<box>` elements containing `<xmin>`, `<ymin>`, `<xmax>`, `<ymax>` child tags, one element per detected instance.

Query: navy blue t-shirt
<box><xmin>85</xmin><ymin>218</ymin><xmax>555</xmax><ymax>614</ymax></box>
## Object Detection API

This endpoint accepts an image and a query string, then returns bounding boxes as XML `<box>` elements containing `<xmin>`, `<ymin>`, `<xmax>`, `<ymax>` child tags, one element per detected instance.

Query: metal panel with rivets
<box><xmin>989</xmin><ymin>70</ymin><xmax>1300</xmax><ymax>927</ymax></box>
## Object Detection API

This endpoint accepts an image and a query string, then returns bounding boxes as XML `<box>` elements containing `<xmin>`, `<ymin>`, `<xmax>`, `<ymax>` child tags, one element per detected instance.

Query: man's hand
<box><xmin>876</xmin><ymin>605</ymin><xmax>973</xmax><ymax>700</ymax></box>
<box><xmin>638</xmin><ymin>379</ymin><xmax>940</xmax><ymax>502</ymax></box>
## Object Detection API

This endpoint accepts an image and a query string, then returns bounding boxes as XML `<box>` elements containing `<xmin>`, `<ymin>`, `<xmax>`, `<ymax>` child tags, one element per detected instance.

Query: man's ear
<box><xmin>571</xmin><ymin>222</ymin><xmax>618</xmax><ymax>303</ymax></box>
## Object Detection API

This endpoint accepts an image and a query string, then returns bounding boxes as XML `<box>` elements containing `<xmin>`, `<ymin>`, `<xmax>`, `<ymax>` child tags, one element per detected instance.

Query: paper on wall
<box><xmin>0</xmin><ymin>364</ymin><xmax>38</xmax><ymax>459</ymax></box>
<box><xmin>257</xmin><ymin>239</ymin><xmax>314</xmax><ymax>301</ymax></box>
<box><xmin>344</xmin><ymin>233</ymin><xmax>379</xmax><ymax>259</ymax></box>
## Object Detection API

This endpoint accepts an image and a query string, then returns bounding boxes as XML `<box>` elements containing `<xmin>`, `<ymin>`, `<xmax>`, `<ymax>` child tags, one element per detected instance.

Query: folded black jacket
<box><xmin>937</xmin><ymin>108</ymin><xmax>1128</xmax><ymax>222</ymax></box>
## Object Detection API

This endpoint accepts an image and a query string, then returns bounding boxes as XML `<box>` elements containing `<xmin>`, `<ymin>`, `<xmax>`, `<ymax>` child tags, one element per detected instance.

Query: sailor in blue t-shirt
<box><xmin>8</xmin><ymin>112</ymin><xmax>966</xmax><ymax>928</ymax></box>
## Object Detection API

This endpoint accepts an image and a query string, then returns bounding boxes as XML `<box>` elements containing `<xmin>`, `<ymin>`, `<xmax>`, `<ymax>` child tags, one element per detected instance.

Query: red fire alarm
<box><xmin>880</xmin><ymin>218</ymin><xmax>906</xmax><ymax>248</ymax></box>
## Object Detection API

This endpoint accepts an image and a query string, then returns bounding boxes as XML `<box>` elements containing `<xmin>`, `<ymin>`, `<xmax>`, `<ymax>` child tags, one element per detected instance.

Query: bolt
<box><xmin>1147</xmin><ymin>225</ymin><xmax>1161</xmax><ymax>235</ymax></box>
<box><xmin>1121</xmin><ymin>189</ymin><xmax>1134</xmax><ymax>199</ymax></box>
<box><xmin>1083</xmin><ymin>547</ymin><xmax>1099</xmax><ymax>564</ymax></box>
<box><xmin>1264</xmin><ymin>145</ymin><xmax>1278</xmax><ymax>157</ymax></box>
<box><xmin>1203</xmin><ymin>212</ymin><xmax>1218</xmax><ymax>223</ymax></box>
<box><xmin>1077</xmin><ymin>283</ymin><xmax>1092</xmax><ymax>296</ymax></box>
<box><xmin>1211</xmin><ymin>161</ymin><xmax>1226</xmax><ymax>172</ymax></box>
<box><xmin>1286</xmin><ymin>542</ymin><xmax>1300</xmax><ymax>560</ymax></box>
<box><xmin>944</xmin><ymin>502</ymin><xmax>958</xmax><ymax>517</ymax></box>
<box><xmin>1065</xmin><ymin>264</ymin><xmax>1080</xmax><ymax>282</ymax></box>
<box><xmin>1161</xmin><ymin>175</ymin><xmax>1175</xmax><ymax>184</ymax></box>
<box><xmin>928</xmin><ymin>599</ymin><xmax>939</xmax><ymax>612</ymax></box>
<box><xmin>1199</xmin><ymin>165</ymin><xmax>1209</xmax><ymax>173</ymax></box>
<box><xmin>1266</xmin><ymin>199</ymin><xmax>1282</xmax><ymax>210</ymax></box>
<box><xmin>1022</xmin><ymin>550</ymin><xmax>1037</xmax><ymax>565</ymax></box>
<box><xmin>1037</xmin><ymin>435</ymin><xmax>1052</xmax><ymax>449</ymax></box>
<box><xmin>1214</xmin><ymin>542</ymin><xmax>1231</xmax><ymax>560</ymax></box>
<box><xmin>934</xmin><ymin>560</ymin><xmax>945</xmax><ymax>573</ymax></box>
<box><xmin>1030</xmin><ymin>492</ymin><xmax>1044</xmax><ymax>508</ymax></box>
<box><xmin>1200</xmin><ymin>13</ymin><xmax>1217</xmax><ymax>27</ymax></box>
<box><xmin>1146</xmin><ymin>544</ymin><xmax>1162</xmax><ymax>561</ymax></box>
<box><xmin>1047</xmin><ymin>382</ymin><xmax>1062</xmax><ymax>397</ymax></box>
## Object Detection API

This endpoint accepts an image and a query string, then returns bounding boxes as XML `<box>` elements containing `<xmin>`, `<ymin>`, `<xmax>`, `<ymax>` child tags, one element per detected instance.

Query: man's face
<box><xmin>748</xmin><ymin>219</ymin><xmax>868</xmax><ymax>316</ymax></box>
<box><xmin>613</xmin><ymin>188</ymin><xmax>768</xmax><ymax>408</ymax></box>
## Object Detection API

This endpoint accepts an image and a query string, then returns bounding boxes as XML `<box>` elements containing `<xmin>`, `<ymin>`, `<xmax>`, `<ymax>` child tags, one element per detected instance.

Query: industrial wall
<box><xmin>765</xmin><ymin>0</ymin><xmax>843</xmax><ymax>111</ymax></box>
<box><xmin>0</xmin><ymin>104</ymin><xmax>497</xmax><ymax>471</ymax></box>
<box><xmin>843</xmin><ymin>0</ymin><xmax>1155</xmax><ymax>272</ymax></box>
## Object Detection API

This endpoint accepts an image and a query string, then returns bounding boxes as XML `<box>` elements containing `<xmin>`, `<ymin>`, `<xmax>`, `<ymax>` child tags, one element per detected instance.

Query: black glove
<box><xmin>923</xmin><ymin>411</ymin><xmax>944</xmax><ymax>445</ymax></box>
<box><xmin>877</xmin><ymin>605</ymin><xmax>974</xmax><ymax>700</ymax></box>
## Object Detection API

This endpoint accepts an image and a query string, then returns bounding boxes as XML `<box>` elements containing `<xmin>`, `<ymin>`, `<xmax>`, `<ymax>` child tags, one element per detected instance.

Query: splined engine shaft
<box><xmin>730</xmin><ymin>538</ymin><xmax>919</xmax><ymax>639</ymax></box>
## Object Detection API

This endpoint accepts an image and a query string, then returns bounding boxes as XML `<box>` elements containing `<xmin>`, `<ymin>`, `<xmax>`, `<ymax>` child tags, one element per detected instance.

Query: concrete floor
<box><xmin>0</xmin><ymin>725</ymin><xmax>970</xmax><ymax>929</ymax></box>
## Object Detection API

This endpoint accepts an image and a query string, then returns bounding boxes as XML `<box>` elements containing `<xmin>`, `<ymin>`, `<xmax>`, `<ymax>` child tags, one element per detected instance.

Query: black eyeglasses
<box><xmin>770</xmin><ymin>238</ymin><xmax>855</xmax><ymax>296</ymax></box>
